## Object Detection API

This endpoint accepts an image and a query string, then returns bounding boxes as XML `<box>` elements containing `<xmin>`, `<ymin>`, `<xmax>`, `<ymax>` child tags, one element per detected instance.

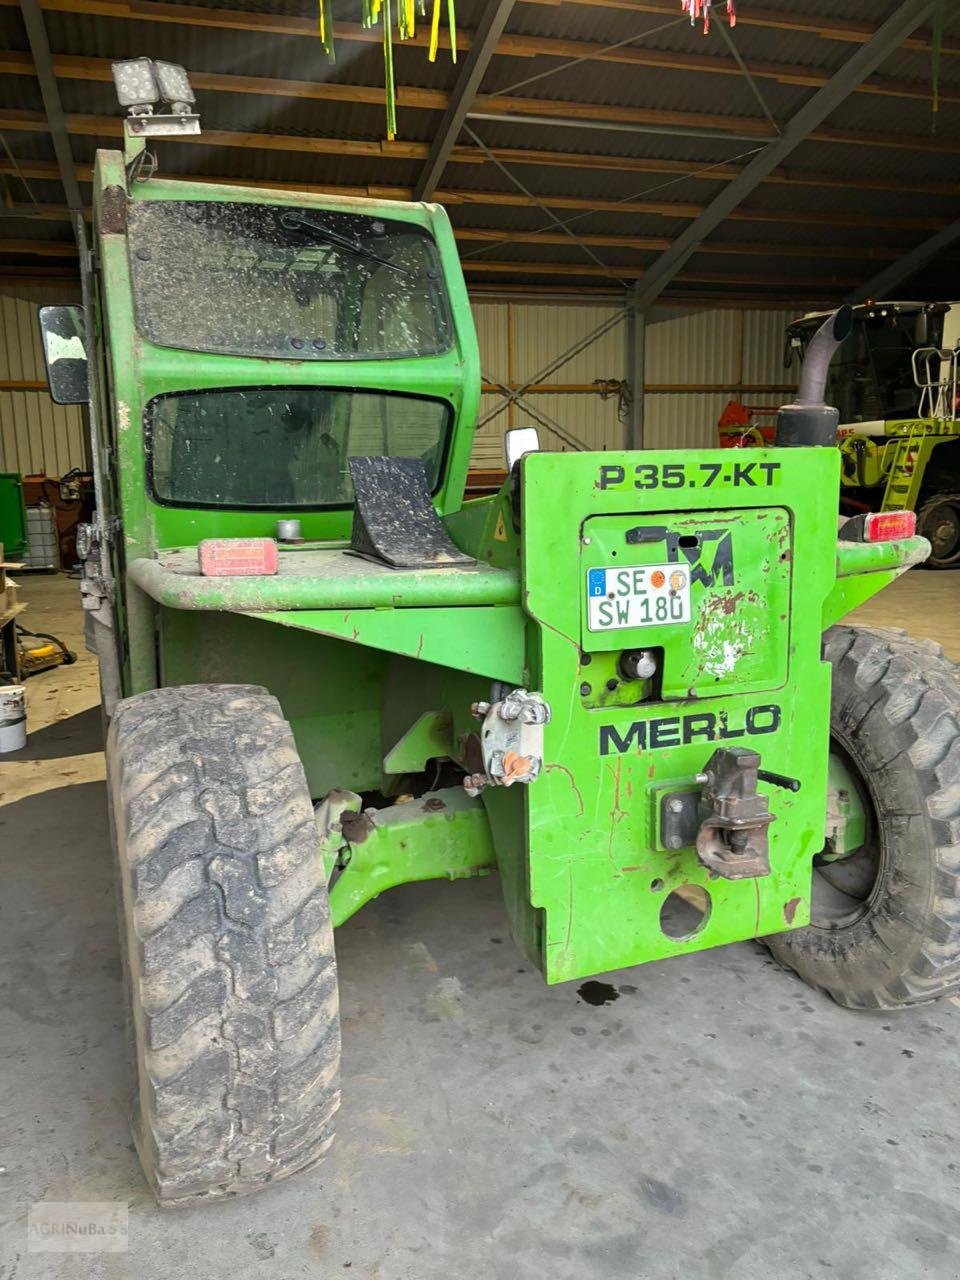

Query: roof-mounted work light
<box><xmin>154</xmin><ymin>60</ymin><xmax>196</xmax><ymax>112</ymax></box>
<box><xmin>111</xmin><ymin>57</ymin><xmax>159</xmax><ymax>114</ymax></box>
<box><xmin>111</xmin><ymin>57</ymin><xmax>200</xmax><ymax>142</ymax></box>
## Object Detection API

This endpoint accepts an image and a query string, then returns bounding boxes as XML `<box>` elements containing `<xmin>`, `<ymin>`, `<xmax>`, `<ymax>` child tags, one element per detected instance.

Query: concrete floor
<box><xmin>2</xmin><ymin>571</ymin><xmax>960</xmax><ymax>1280</ymax></box>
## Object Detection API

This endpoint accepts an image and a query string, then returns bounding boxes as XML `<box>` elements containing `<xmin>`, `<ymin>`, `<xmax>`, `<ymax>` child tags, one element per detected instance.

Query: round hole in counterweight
<box><xmin>659</xmin><ymin>885</ymin><xmax>711</xmax><ymax>939</ymax></box>
<box><xmin>650</xmin><ymin>878</ymin><xmax>664</xmax><ymax>892</ymax></box>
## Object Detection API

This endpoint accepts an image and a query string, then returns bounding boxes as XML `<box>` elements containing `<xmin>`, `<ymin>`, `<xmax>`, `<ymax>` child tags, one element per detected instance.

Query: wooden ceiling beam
<box><xmin>633</xmin><ymin>0</ymin><xmax>941</xmax><ymax>308</ymax></box>
<box><xmin>6</xmin><ymin>0</ymin><xmax>958</xmax><ymax>59</ymax></box>
<box><xmin>0</xmin><ymin>240</ymin><xmax>854</xmax><ymax>289</ymax></box>
<box><xmin>3</xmin><ymin>61</ymin><xmax>957</xmax><ymax>160</ymax></box>
<box><xmin>438</xmin><ymin>190</ymin><xmax>947</xmax><ymax>231</ymax></box>
<box><xmin>1</xmin><ymin>186</ymin><xmax>948</xmax><ymax>236</ymax></box>
<box><xmin>0</xmin><ymin>236</ymin><xmax>77</xmax><ymax>254</ymax></box>
<box><xmin>6</xmin><ymin>50</ymin><xmax>960</xmax><ymax>154</ymax></box>
<box><xmin>466</xmin><ymin>283</ymin><xmax>835</xmax><ymax>307</ymax></box>
<box><xmin>0</xmin><ymin>107</ymin><xmax>433</xmax><ymax>163</ymax></box>
<box><xmin>0</xmin><ymin>139</ymin><xmax>953</xmax><ymax>237</ymax></box>
<box><xmin>0</xmin><ymin>156</ymin><xmax>93</xmax><ymax>179</ymax></box>
<box><xmin>0</xmin><ymin>51</ymin><xmax>778</xmax><ymax>137</ymax></box>
<box><xmin>0</xmin><ymin>262</ymin><xmax>75</xmax><ymax>274</ymax></box>
<box><xmin>0</xmin><ymin>268</ymin><xmax>823</xmax><ymax>307</ymax></box>
<box><xmin>0</xmin><ymin>199</ymin><xmax>939</xmax><ymax>262</ymax></box>
<box><xmin>0</xmin><ymin>201</ymin><xmax>78</xmax><ymax>219</ymax></box>
<box><xmin>462</xmin><ymin>260</ymin><xmax>857</xmax><ymax>286</ymax></box>
<box><xmin>454</xmin><ymin>228</ymin><xmax>923</xmax><ymax>261</ymax></box>
<box><xmin>520</xmin><ymin>0</ymin><xmax>960</xmax><ymax>56</ymax></box>
<box><xmin>6</xmin><ymin>0</ymin><xmax>958</xmax><ymax>98</ymax></box>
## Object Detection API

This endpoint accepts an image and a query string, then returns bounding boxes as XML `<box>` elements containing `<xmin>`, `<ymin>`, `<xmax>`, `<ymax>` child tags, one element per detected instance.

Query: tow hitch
<box><xmin>660</xmin><ymin>747</ymin><xmax>793</xmax><ymax>880</ymax></box>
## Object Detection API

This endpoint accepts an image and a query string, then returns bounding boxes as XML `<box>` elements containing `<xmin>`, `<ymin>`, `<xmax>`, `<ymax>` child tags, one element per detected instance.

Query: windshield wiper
<box><xmin>279</xmin><ymin>211</ymin><xmax>414</xmax><ymax>278</ymax></box>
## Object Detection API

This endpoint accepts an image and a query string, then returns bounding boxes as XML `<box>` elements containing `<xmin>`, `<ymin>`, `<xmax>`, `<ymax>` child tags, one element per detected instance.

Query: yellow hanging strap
<box><xmin>318</xmin><ymin>0</ymin><xmax>335</xmax><ymax>59</ymax></box>
<box><xmin>428</xmin><ymin>0</ymin><xmax>441</xmax><ymax>60</ymax></box>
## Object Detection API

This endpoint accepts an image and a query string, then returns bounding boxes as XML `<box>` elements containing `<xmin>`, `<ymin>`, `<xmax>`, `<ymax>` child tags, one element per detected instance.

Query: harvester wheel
<box><xmin>917</xmin><ymin>492</ymin><xmax>960</xmax><ymax>569</ymax></box>
<box><xmin>767</xmin><ymin>626</ymin><xmax>960</xmax><ymax>1010</ymax></box>
<box><xmin>107</xmin><ymin>684</ymin><xmax>339</xmax><ymax>1206</ymax></box>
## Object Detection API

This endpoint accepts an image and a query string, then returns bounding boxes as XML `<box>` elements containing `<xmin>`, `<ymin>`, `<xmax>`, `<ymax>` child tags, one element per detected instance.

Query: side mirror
<box><xmin>504</xmin><ymin>426</ymin><xmax>540</xmax><ymax>471</ymax></box>
<box><xmin>38</xmin><ymin>305</ymin><xmax>89</xmax><ymax>405</ymax></box>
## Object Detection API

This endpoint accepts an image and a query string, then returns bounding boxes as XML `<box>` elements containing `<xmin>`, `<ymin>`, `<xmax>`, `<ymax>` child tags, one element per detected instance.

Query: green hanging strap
<box><xmin>931</xmin><ymin>0</ymin><xmax>945</xmax><ymax>133</ymax></box>
<box><xmin>383</xmin><ymin>0</ymin><xmax>397</xmax><ymax>140</ymax></box>
<box><xmin>447</xmin><ymin>0</ymin><xmax>457</xmax><ymax>63</ymax></box>
<box><xmin>325</xmin><ymin>0</ymin><xmax>457</xmax><ymax>136</ymax></box>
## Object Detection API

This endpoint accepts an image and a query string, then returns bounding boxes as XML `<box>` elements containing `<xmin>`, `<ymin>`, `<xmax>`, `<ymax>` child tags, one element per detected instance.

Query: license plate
<box><xmin>586</xmin><ymin>564</ymin><xmax>692</xmax><ymax>632</ymax></box>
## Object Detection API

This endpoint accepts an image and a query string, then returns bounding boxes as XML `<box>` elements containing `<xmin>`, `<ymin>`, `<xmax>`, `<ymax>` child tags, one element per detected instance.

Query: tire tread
<box><xmin>108</xmin><ymin>683</ymin><xmax>339</xmax><ymax>1206</ymax></box>
<box><xmin>768</xmin><ymin>625</ymin><xmax>960</xmax><ymax>1009</ymax></box>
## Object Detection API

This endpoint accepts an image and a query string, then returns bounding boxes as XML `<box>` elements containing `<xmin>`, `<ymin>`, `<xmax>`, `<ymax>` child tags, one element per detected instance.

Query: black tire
<box><xmin>767</xmin><ymin>626</ymin><xmax>960</xmax><ymax>1010</ymax></box>
<box><xmin>917</xmin><ymin>492</ymin><xmax>960</xmax><ymax>570</ymax></box>
<box><xmin>107</xmin><ymin>684</ymin><xmax>339</xmax><ymax>1206</ymax></box>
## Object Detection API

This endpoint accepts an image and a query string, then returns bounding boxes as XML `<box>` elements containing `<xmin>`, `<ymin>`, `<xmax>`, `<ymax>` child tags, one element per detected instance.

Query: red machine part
<box><xmin>198</xmin><ymin>538</ymin><xmax>278</xmax><ymax>577</ymax></box>
<box><xmin>865</xmin><ymin>511</ymin><xmax>917</xmax><ymax>542</ymax></box>
<box><xmin>717</xmin><ymin>400</ymin><xmax>778</xmax><ymax>449</ymax></box>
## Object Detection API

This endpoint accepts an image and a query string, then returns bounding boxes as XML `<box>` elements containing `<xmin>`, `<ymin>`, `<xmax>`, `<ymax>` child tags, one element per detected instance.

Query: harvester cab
<box><xmin>785</xmin><ymin>300</ymin><xmax>960</xmax><ymax>567</ymax></box>
<box><xmin>35</xmin><ymin>69</ymin><xmax>960</xmax><ymax>1209</ymax></box>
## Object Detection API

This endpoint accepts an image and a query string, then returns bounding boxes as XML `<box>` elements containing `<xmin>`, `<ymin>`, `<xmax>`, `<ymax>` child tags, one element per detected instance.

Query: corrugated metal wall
<box><xmin>0</xmin><ymin>289</ymin><xmax>797</xmax><ymax>479</ymax></box>
<box><xmin>473</xmin><ymin>301</ymin><xmax>625</xmax><ymax>467</ymax></box>
<box><xmin>643</xmin><ymin>308</ymin><xmax>796</xmax><ymax>450</ymax></box>
<box><xmin>472</xmin><ymin>302</ymin><xmax>797</xmax><ymax>466</ymax></box>
<box><xmin>0</xmin><ymin>294</ymin><xmax>87</xmax><ymax>477</ymax></box>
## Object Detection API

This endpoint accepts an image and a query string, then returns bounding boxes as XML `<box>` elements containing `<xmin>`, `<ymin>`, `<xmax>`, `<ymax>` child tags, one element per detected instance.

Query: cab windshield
<box><xmin>146</xmin><ymin>386</ymin><xmax>450</xmax><ymax>510</ymax></box>
<box><xmin>128</xmin><ymin>200</ymin><xmax>453</xmax><ymax>361</ymax></box>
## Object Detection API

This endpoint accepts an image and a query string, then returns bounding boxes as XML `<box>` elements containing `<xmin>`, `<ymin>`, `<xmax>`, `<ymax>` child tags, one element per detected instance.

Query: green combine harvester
<box><xmin>786</xmin><ymin>301</ymin><xmax>960</xmax><ymax>568</ymax></box>
<box><xmin>38</xmin><ymin>65</ymin><xmax>960</xmax><ymax>1207</ymax></box>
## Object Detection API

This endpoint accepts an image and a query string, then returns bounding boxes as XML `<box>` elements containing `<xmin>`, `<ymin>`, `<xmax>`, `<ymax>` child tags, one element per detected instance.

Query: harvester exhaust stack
<box><xmin>775</xmin><ymin>304</ymin><xmax>853</xmax><ymax>447</ymax></box>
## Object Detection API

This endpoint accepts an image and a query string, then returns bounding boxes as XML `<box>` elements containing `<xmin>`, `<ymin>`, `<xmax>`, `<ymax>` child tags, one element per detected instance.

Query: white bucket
<box><xmin>0</xmin><ymin>685</ymin><xmax>26</xmax><ymax>753</ymax></box>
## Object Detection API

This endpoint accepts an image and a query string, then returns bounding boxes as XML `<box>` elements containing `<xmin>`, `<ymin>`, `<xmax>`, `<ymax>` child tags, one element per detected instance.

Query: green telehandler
<box><xmin>37</xmin><ymin>73</ymin><xmax>960</xmax><ymax>1207</ymax></box>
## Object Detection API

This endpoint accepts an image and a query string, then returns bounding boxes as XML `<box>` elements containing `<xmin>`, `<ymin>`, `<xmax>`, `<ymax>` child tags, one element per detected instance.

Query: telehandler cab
<box><xmin>38</xmin><ymin>84</ymin><xmax>960</xmax><ymax>1207</ymax></box>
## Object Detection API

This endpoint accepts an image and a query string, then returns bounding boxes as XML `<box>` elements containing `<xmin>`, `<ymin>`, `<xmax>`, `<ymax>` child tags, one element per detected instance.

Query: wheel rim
<box><xmin>921</xmin><ymin>501</ymin><xmax>960</xmax><ymax>565</ymax></box>
<box><xmin>811</xmin><ymin>737</ymin><xmax>883</xmax><ymax>929</ymax></box>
